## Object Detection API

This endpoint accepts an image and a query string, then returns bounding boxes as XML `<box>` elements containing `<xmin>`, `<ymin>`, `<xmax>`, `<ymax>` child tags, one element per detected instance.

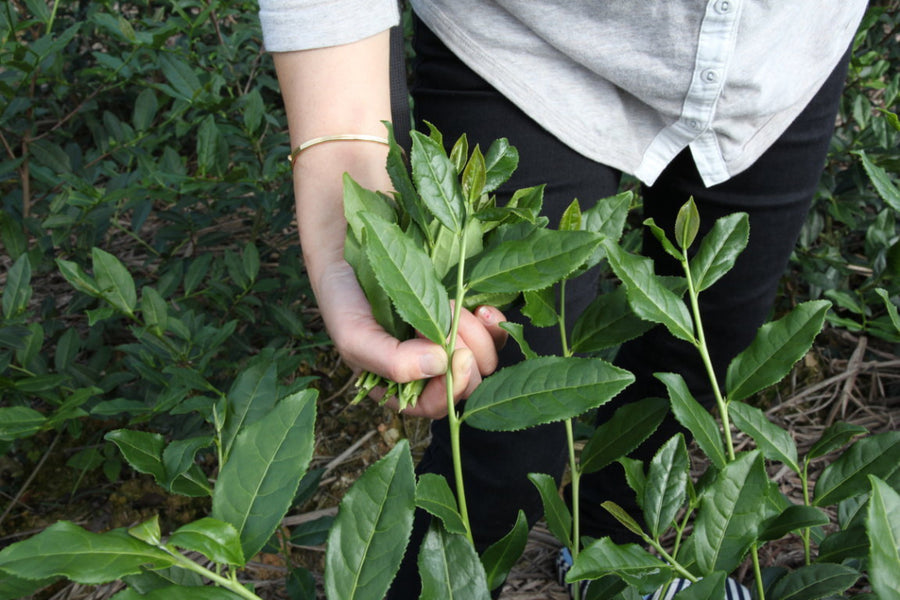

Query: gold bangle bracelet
<box><xmin>288</xmin><ymin>134</ymin><xmax>390</xmax><ymax>167</ymax></box>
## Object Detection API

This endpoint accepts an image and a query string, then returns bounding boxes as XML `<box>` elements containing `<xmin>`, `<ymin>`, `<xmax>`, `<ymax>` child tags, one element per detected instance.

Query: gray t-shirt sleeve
<box><xmin>258</xmin><ymin>0</ymin><xmax>399</xmax><ymax>52</ymax></box>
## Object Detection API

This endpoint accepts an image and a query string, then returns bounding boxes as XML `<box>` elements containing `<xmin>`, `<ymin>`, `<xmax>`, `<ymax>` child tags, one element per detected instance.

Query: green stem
<box><xmin>46</xmin><ymin>0</ymin><xmax>61</xmax><ymax>34</ymax></box>
<box><xmin>558</xmin><ymin>280</ymin><xmax>570</xmax><ymax>358</ymax></box>
<box><xmin>558</xmin><ymin>279</ymin><xmax>581</xmax><ymax>600</ymax></box>
<box><xmin>672</xmin><ymin>504</ymin><xmax>693</xmax><ymax>557</ymax></box>
<box><xmin>446</xmin><ymin>229</ymin><xmax>473</xmax><ymax>543</ymax></box>
<box><xmin>167</xmin><ymin>552</ymin><xmax>261</xmax><ymax>600</ymax></box>
<box><xmin>682</xmin><ymin>258</ymin><xmax>736</xmax><ymax>461</ymax></box>
<box><xmin>801</xmin><ymin>460</ymin><xmax>812</xmax><ymax>565</ymax></box>
<box><xmin>644</xmin><ymin>536</ymin><xmax>699</xmax><ymax>583</ymax></box>
<box><xmin>565</xmin><ymin>418</ymin><xmax>581</xmax><ymax>600</ymax></box>
<box><xmin>751</xmin><ymin>543</ymin><xmax>766</xmax><ymax>600</ymax></box>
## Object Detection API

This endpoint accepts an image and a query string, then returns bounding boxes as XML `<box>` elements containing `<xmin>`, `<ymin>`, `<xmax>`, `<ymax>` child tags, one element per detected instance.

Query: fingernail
<box><xmin>420</xmin><ymin>352</ymin><xmax>447</xmax><ymax>377</ymax></box>
<box><xmin>476</xmin><ymin>305</ymin><xmax>493</xmax><ymax>324</ymax></box>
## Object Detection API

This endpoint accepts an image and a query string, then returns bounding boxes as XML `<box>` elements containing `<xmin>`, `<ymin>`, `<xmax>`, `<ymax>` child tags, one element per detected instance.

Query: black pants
<box><xmin>387</xmin><ymin>17</ymin><xmax>851</xmax><ymax>598</ymax></box>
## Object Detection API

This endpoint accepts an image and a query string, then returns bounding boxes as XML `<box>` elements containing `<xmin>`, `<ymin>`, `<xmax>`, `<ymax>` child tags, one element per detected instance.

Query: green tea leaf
<box><xmin>196</xmin><ymin>115</ymin><xmax>220</xmax><ymax>176</ymax></box>
<box><xmin>768</xmin><ymin>563</ymin><xmax>860</xmax><ymax>600</ymax></box>
<box><xmin>0</xmin><ymin>325</ymin><xmax>31</xmax><ymax>351</ymax></box>
<box><xmin>462</xmin><ymin>145</ymin><xmax>486</xmax><ymax>205</ymax></box>
<box><xmin>92</xmin><ymin>247</ymin><xmax>137</xmax><ymax>316</ymax></box>
<box><xmin>2</xmin><ymin>254</ymin><xmax>31</xmax><ymax>318</ymax></box>
<box><xmin>581</xmin><ymin>397</ymin><xmax>668</xmax><ymax>475</ymax></box>
<box><xmin>656</xmin><ymin>372</ymin><xmax>727</xmax><ymax>470</ymax></box>
<box><xmin>480</xmin><ymin>510</ymin><xmax>528</xmax><ymax>591</ymax></box>
<box><xmin>670</xmin><ymin>572</ymin><xmax>726</xmax><ymax>600</ymax></box>
<box><xmin>384</xmin><ymin>122</ymin><xmax>429</xmax><ymax>235</ymax></box>
<box><xmin>159</xmin><ymin>53</ymin><xmax>200</xmax><ymax>101</ymax></box>
<box><xmin>726</xmin><ymin>300</ymin><xmax>830</xmax><ymax>403</ymax></box>
<box><xmin>483</xmin><ymin>137</ymin><xmax>519</xmax><ymax>193</ymax></box>
<box><xmin>0</xmin><ymin>522</ymin><xmax>173</xmax><ymax>584</ymax></box>
<box><xmin>582</xmin><ymin>191</ymin><xmax>632</xmax><ymax>244</ymax></box>
<box><xmin>140</xmin><ymin>286</ymin><xmax>168</xmax><ymax>332</ymax></box>
<box><xmin>462</xmin><ymin>356</ymin><xmax>634</xmax><ymax>431</ymax></box>
<box><xmin>0</xmin><ymin>573</ymin><xmax>56</xmax><ymax>600</ymax></box>
<box><xmin>56</xmin><ymin>258</ymin><xmax>100</xmax><ymax>296</ymax></box>
<box><xmin>688</xmin><ymin>451</ymin><xmax>769</xmax><ymax>574</ymax></box>
<box><xmin>162</xmin><ymin>436</ymin><xmax>213</xmax><ymax>487</ymax></box>
<box><xmin>559</xmin><ymin>199</ymin><xmax>583</xmax><ymax>232</ymax></box>
<box><xmin>618</xmin><ymin>457</ymin><xmax>647</xmax><ymax>506</ymax></box>
<box><xmin>167</xmin><ymin>518</ymin><xmax>244</xmax><ymax>566</ymax></box>
<box><xmin>571</xmin><ymin>285</ymin><xmax>655</xmax><ymax>353</ymax></box>
<box><xmin>675</xmin><ymin>197</ymin><xmax>700</xmax><ymax>250</ymax></box>
<box><xmin>527</xmin><ymin>473</ymin><xmax>572</xmax><ymax>549</ymax></box>
<box><xmin>110</xmin><ymin>585</ymin><xmax>243</xmax><ymax>600</ymax></box>
<box><xmin>856</xmin><ymin>150</ymin><xmax>900</xmax><ymax>212</ymax></box>
<box><xmin>410</xmin><ymin>130</ymin><xmax>465</xmax><ymax>233</ymax></box>
<box><xmin>875</xmin><ymin>288</ymin><xmax>900</xmax><ymax>334</ymax></box>
<box><xmin>468</xmin><ymin>229</ymin><xmax>603</xmax><ymax>294</ymax></box>
<box><xmin>866</xmin><ymin>476</ymin><xmax>900</xmax><ymax>600</ymax></box>
<box><xmin>415</xmin><ymin>473</ymin><xmax>468</xmax><ymax>535</ymax></box>
<box><xmin>359</xmin><ymin>212</ymin><xmax>451</xmax><ymax>345</ymax></box>
<box><xmin>343</xmin><ymin>173</ymin><xmax>396</xmax><ymax>242</ymax></box>
<box><xmin>729</xmin><ymin>401</ymin><xmax>800</xmax><ymax>474</ymax></box>
<box><xmin>604</xmin><ymin>241</ymin><xmax>694</xmax><ymax>343</ymax></box>
<box><xmin>289</xmin><ymin>515</ymin><xmax>334</xmax><ymax>547</ymax></box>
<box><xmin>567</xmin><ymin>538</ymin><xmax>672</xmax><ymax>594</ymax></box>
<box><xmin>324</xmin><ymin>440</ymin><xmax>415</xmax><ymax>600</ymax></box>
<box><xmin>0</xmin><ymin>406</ymin><xmax>46</xmax><ymax>441</ymax></box>
<box><xmin>814</xmin><ymin>431</ymin><xmax>900</xmax><ymax>507</ymax></box>
<box><xmin>286</xmin><ymin>567</ymin><xmax>317</xmax><ymax>600</ymax></box>
<box><xmin>128</xmin><ymin>516</ymin><xmax>161</xmax><ymax>546</ymax></box>
<box><xmin>212</xmin><ymin>389</ymin><xmax>317</xmax><ymax>560</ymax></box>
<box><xmin>418</xmin><ymin>522</ymin><xmax>491</xmax><ymax>600</ymax></box>
<box><xmin>105</xmin><ymin>429</ymin><xmax>167</xmax><ymax>483</ymax></box>
<box><xmin>644</xmin><ymin>218</ymin><xmax>683</xmax><ymax>262</ymax></box>
<box><xmin>807</xmin><ymin>421</ymin><xmax>868</xmax><ymax>462</ymax></box>
<box><xmin>643</xmin><ymin>434</ymin><xmax>689</xmax><ymax>539</ymax></box>
<box><xmin>758</xmin><ymin>505</ymin><xmax>830</xmax><ymax>541</ymax></box>
<box><xmin>690</xmin><ymin>212</ymin><xmax>749</xmax><ymax>292</ymax></box>
<box><xmin>521</xmin><ymin>287</ymin><xmax>558</xmax><ymax>328</ymax></box>
<box><xmin>133</xmin><ymin>88</ymin><xmax>158</xmax><ymax>131</ymax></box>
<box><xmin>817</xmin><ymin>526</ymin><xmax>869</xmax><ymax>563</ymax></box>
<box><xmin>600</xmin><ymin>501</ymin><xmax>645</xmax><ymax>538</ymax></box>
<box><xmin>500</xmin><ymin>321</ymin><xmax>539</xmax><ymax>360</ymax></box>
<box><xmin>449</xmin><ymin>133</ymin><xmax>469</xmax><ymax>173</ymax></box>
<box><xmin>242</xmin><ymin>88</ymin><xmax>264</xmax><ymax>134</ymax></box>
<box><xmin>221</xmin><ymin>362</ymin><xmax>278</xmax><ymax>459</ymax></box>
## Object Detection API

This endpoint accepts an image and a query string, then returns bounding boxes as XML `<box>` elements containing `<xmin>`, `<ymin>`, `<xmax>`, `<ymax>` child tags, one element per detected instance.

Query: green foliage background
<box><xmin>1</xmin><ymin>0</ymin><xmax>327</xmax><ymax>459</ymax></box>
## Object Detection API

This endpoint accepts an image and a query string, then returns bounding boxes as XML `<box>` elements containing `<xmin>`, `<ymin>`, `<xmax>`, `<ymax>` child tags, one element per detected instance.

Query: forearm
<box><xmin>272</xmin><ymin>30</ymin><xmax>393</xmax><ymax>289</ymax></box>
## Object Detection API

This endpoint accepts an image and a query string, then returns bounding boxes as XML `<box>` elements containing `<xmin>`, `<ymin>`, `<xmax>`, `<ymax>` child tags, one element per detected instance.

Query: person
<box><xmin>258</xmin><ymin>1</ymin><xmax>868</xmax><ymax>597</ymax></box>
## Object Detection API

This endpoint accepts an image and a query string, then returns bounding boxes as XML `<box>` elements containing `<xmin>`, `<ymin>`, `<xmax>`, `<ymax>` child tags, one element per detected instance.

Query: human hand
<box><xmin>383</xmin><ymin>304</ymin><xmax>508</xmax><ymax>419</ymax></box>
<box><xmin>316</xmin><ymin>261</ymin><xmax>506</xmax><ymax>419</ymax></box>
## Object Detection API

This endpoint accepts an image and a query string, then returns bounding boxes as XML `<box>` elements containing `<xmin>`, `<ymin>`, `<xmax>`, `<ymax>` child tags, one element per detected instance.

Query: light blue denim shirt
<box><xmin>259</xmin><ymin>0</ymin><xmax>868</xmax><ymax>186</ymax></box>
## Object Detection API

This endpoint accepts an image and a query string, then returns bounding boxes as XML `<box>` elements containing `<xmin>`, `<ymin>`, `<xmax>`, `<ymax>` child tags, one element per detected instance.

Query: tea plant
<box><xmin>0</xmin><ymin>0</ymin><xmax>324</xmax><ymax>475</ymax></box>
<box><xmin>795</xmin><ymin>5</ymin><xmax>900</xmax><ymax>342</ymax></box>
<box><xmin>559</xmin><ymin>201</ymin><xmax>900</xmax><ymax>600</ymax></box>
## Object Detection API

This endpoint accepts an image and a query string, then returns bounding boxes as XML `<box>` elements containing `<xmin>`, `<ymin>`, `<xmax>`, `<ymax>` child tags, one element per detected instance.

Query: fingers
<box><xmin>316</xmin><ymin>264</ymin><xmax>448</xmax><ymax>382</ymax></box>
<box><xmin>385</xmin><ymin>347</ymin><xmax>478</xmax><ymax>419</ymax></box>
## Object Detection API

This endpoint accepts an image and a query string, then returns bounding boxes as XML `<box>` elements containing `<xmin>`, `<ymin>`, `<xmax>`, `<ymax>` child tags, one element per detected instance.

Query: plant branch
<box><xmin>446</xmin><ymin>229</ymin><xmax>473</xmax><ymax>543</ymax></box>
<box><xmin>167</xmin><ymin>551</ymin><xmax>261</xmax><ymax>600</ymax></box>
<box><xmin>682</xmin><ymin>258</ymin><xmax>735</xmax><ymax>460</ymax></box>
<box><xmin>643</xmin><ymin>535</ymin><xmax>699</xmax><ymax>584</ymax></box>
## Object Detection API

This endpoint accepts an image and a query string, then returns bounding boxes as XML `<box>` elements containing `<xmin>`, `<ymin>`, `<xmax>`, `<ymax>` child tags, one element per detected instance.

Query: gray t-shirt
<box><xmin>258</xmin><ymin>0</ymin><xmax>867</xmax><ymax>186</ymax></box>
